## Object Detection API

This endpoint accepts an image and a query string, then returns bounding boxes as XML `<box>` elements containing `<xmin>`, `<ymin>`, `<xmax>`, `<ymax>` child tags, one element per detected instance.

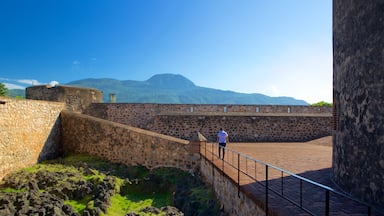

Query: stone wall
<box><xmin>0</xmin><ymin>97</ymin><xmax>65</xmax><ymax>180</ymax></box>
<box><xmin>26</xmin><ymin>85</ymin><xmax>103</xmax><ymax>113</ymax></box>
<box><xmin>333</xmin><ymin>0</ymin><xmax>384</xmax><ymax>207</ymax></box>
<box><xmin>84</xmin><ymin>103</ymin><xmax>332</xmax><ymax>142</ymax></box>
<box><xmin>60</xmin><ymin>111</ymin><xmax>200</xmax><ymax>172</ymax></box>
<box><xmin>199</xmin><ymin>157</ymin><xmax>265</xmax><ymax>216</ymax></box>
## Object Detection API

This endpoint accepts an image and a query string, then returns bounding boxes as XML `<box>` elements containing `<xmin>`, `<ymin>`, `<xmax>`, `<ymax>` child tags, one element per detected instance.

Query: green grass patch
<box><xmin>114</xmin><ymin>177</ymin><xmax>125</xmax><ymax>193</ymax></box>
<box><xmin>150</xmin><ymin>168</ymin><xmax>189</xmax><ymax>185</ymax></box>
<box><xmin>22</xmin><ymin>163</ymin><xmax>79</xmax><ymax>174</ymax></box>
<box><xmin>0</xmin><ymin>187</ymin><xmax>26</xmax><ymax>193</ymax></box>
<box><xmin>107</xmin><ymin>193</ymin><xmax>170</xmax><ymax>216</ymax></box>
<box><xmin>65</xmin><ymin>194</ymin><xmax>93</xmax><ymax>214</ymax></box>
<box><xmin>0</xmin><ymin>153</ymin><xmax>221</xmax><ymax>215</ymax></box>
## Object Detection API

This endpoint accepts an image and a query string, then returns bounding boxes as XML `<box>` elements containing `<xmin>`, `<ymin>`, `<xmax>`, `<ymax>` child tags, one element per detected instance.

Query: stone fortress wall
<box><xmin>0</xmin><ymin>97</ymin><xmax>65</xmax><ymax>180</ymax></box>
<box><xmin>26</xmin><ymin>85</ymin><xmax>103</xmax><ymax>113</ymax></box>
<box><xmin>0</xmin><ymin>93</ymin><xmax>262</xmax><ymax>215</ymax></box>
<box><xmin>84</xmin><ymin>103</ymin><xmax>333</xmax><ymax>142</ymax></box>
<box><xmin>60</xmin><ymin>110</ymin><xmax>200</xmax><ymax>172</ymax></box>
<box><xmin>333</xmin><ymin>0</ymin><xmax>384</xmax><ymax>207</ymax></box>
<box><xmin>3</xmin><ymin>0</ymin><xmax>384</xmax><ymax>209</ymax></box>
<box><xmin>0</xmin><ymin>91</ymin><xmax>202</xmax><ymax>180</ymax></box>
<box><xmin>3</xmin><ymin>77</ymin><xmax>382</xmax><ymax>212</ymax></box>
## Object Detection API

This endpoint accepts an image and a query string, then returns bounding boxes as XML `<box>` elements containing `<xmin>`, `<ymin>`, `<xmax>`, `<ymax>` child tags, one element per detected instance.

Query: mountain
<box><xmin>67</xmin><ymin>74</ymin><xmax>308</xmax><ymax>105</ymax></box>
<box><xmin>6</xmin><ymin>89</ymin><xmax>25</xmax><ymax>98</ymax></box>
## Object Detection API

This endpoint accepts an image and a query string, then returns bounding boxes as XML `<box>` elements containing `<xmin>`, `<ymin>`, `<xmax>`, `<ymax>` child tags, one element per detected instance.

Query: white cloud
<box><xmin>17</xmin><ymin>79</ymin><xmax>42</xmax><ymax>85</ymax></box>
<box><xmin>73</xmin><ymin>60</ymin><xmax>81</xmax><ymax>65</ymax></box>
<box><xmin>0</xmin><ymin>77</ymin><xmax>45</xmax><ymax>88</ymax></box>
<box><xmin>3</xmin><ymin>83</ymin><xmax>25</xmax><ymax>89</ymax></box>
<box><xmin>263</xmin><ymin>85</ymin><xmax>280</xmax><ymax>97</ymax></box>
<box><xmin>49</xmin><ymin>81</ymin><xmax>59</xmax><ymax>87</ymax></box>
<box><xmin>0</xmin><ymin>77</ymin><xmax>10</xmax><ymax>81</ymax></box>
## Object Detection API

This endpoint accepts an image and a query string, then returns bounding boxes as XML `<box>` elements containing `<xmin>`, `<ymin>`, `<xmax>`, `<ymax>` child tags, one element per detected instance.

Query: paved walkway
<box><xmin>201</xmin><ymin>137</ymin><xmax>383</xmax><ymax>216</ymax></box>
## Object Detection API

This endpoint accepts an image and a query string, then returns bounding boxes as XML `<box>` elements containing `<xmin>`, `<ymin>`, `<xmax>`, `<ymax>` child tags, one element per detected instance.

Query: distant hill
<box><xmin>67</xmin><ymin>74</ymin><xmax>308</xmax><ymax>105</ymax></box>
<box><xmin>7</xmin><ymin>89</ymin><xmax>25</xmax><ymax>98</ymax></box>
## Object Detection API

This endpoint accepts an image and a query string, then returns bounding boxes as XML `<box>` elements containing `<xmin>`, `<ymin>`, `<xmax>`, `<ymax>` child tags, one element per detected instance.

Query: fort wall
<box><xmin>199</xmin><ymin>157</ymin><xmax>265</xmax><ymax>216</ymax></box>
<box><xmin>84</xmin><ymin>103</ymin><xmax>332</xmax><ymax>142</ymax></box>
<box><xmin>26</xmin><ymin>85</ymin><xmax>103</xmax><ymax>113</ymax></box>
<box><xmin>0</xmin><ymin>97</ymin><xmax>65</xmax><ymax>180</ymax></box>
<box><xmin>60</xmin><ymin>111</ymin><xmax>201</xmax><ymax>172</ymax></box>
<box><xmin>333</xmin><ymin>0</ymin><xmax>384</xmax><ymax>206</ymax></box>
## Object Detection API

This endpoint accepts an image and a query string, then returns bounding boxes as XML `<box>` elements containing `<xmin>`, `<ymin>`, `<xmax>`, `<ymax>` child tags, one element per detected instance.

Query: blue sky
<box><xmin>0</xmin><ymin>0</ymin><xmax>332</xmax><ymax>103</ymax></box>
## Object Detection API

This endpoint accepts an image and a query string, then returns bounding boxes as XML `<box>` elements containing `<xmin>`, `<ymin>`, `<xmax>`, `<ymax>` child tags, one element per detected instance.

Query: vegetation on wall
<box><xmin>0</xmin><ymin>83</ymin><xmax>7</xmax><ymax>96</ymax></box>
<box><xmin>0</xmin><ymin>154</ymin><xmax>223</xmax><ymax>216</ymax></box>
<box><xmin>311</xmin><ymin>101</ymin><xmax>332</xmax><ymax>106</ymax></box>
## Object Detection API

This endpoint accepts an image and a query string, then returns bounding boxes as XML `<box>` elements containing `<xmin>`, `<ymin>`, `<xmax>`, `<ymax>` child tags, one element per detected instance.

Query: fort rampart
<box><xmin>84</xmin><ymin>103</ymin><xmax>332</xmax><ymax>142</ymax></box>
<box><xmin>0</xmin><ymin>97</ymin><xmax>65</xmax><ymax>180</ymax></box>
<box><xmin>60</xmin><ymin>110</ymin><xmax>200</xmax><ymax>171</ymax></box>
<box><xmin>26</xmin><ymin>85</ymin><xmax>102</xmax><ymax>113</ymax></box>
<box><xmin>199</xmin><ymin>156</ymin><xmax>265</xmax><ymax>215</ymax></box>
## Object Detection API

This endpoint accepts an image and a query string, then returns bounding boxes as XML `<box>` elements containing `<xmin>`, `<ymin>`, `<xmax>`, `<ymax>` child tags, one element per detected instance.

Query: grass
<box><xmin>22</xmin><ymin>163</ymin><xmax>79</xmax><ymax>174</ymax></box>
<box><xmin>108</xmin><ymin>194</ymin><xmax>153</xmax><ymax>215</ymax></box>
<box><xmin>0</xmin><ymin>153</ymin><xmax>218</xmax><ymax>215</ymax></box>
<box><xmin>107</xmin><ymin>193</ymin><xmax>170</xmax><ymax>216</ymax></box>
<box><xmin>64</xmin><ymin>197</ymin><xmax>95</xmax><ymax>215</ymax></box>
<box><xmin>64</xmin><ymin>194</ymin><xmax>93</xmax><ymax>214</ymax></box>
<box><xmin>0</xmin><ymin>187</ymin><xmax>26</xmax><ymax>193</ymax></box>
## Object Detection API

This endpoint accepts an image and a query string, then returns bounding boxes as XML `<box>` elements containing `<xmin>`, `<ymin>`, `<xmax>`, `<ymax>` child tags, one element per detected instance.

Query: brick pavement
<box><xmin>201</xmin><ymin>136</ymin><xmax>384</xmax><ymax>216</ymax></box>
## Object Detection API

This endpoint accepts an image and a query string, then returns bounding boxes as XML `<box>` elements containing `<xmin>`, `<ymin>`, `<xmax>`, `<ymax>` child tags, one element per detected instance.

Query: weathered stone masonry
<box><xmin>26</xmin><ymin>85</ymin><xmax>102</xmax><ymax>113</ymax></box>
<box><xmin>333</xmin><ymin>0</ymin><xmax>384</xmax><ymax>207</ymax></box>
<box><xmin>60</xmin><ymin>111</ymin><xmax>200</xmax><ymax>172</ymax></box>
<box><xmin>84</xmin><ymin>103</ymin><xmax>332</xmax><ymax>142</ymax></box>
<box><xmin>199</xmin><ymin>156</ymin><xmax>265</xmax><ymax>216</ymax></box>
<box><xmin>0</xmin><ymin>97</ymin><xmax>65</xmax><ymax>180</ymax></box>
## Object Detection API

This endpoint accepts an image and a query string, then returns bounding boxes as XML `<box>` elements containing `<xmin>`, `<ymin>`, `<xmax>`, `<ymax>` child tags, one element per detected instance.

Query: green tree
<box><xmin>311</xmin><ymin>101</ymin><xmax>332</xmax><ymax>106</ymax></box>
<box><xmin>0</xmin><ymin>83</ymin><xmax>7</xmax><ymax>96</ymax></box>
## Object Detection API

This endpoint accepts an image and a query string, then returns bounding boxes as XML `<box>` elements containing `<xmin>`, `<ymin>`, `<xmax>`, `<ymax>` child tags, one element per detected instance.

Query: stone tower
<box><xmin>26</xmin><ymin>85</ymin><xmax>103</xmax><ymax>113</ymax></box>
<box><xmin>333</xmin><ymin>0</ymin><xmax>384</xmax><ymax>206</ymax></box>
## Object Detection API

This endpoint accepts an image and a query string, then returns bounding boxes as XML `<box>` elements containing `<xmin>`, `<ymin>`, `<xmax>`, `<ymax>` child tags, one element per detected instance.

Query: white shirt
<box><xmin>217</xmin><ymin>130</ymin><xmax>228</xmax><ymax>143</ymax></box>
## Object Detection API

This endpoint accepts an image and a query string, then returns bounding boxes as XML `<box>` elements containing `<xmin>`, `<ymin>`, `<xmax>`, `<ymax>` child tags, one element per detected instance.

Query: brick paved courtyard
<box><xmin>201</xmin><ymin>136</ymin><xmax>383</xmax><ymax>216</ymax></box>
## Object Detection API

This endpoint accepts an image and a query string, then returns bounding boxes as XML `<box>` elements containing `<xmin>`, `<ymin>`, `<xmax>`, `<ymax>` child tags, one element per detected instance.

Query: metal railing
<box><xmin>200</xmin><ymin>142</ymin><xmax>384</xmax><ymax>216</ymax></box>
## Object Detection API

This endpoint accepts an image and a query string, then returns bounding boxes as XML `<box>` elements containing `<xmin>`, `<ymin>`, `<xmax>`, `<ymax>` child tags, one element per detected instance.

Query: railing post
<box><xmin>325</xmin><ymin>190</ymin><xmax>330</xmax><ymax>216</ymax></box>
<box><xmin>211</xmin><ymin>143</ymin><xmax>214</xmax><ymax>189</ymax></box>
<box><xmin>281</xmin><ymin>171</ymin><xmax>284</xmax><ymax>196</ymax></box>
<box><xmin>205</xmin><ymin>140</ymin><xmax>207</xmax><ymax>157</ymax></box>
<box><xmin>300</xmin><ymin>179</ymin><xmax>303</xmax><ymax>207</ymax></box>
<box><xmin>222</xmin><ymin>149</ymin><xmax>224</xmax><ymax>171</ymax></box>
<box><xmin>238</xmin><ymin>153</ymin><xmax>240</xmax><ymax>198</ymax></box>
<box><xmin>266</xmin><ymin>165</ymin><xmax>269</xmax><ymax>216</ymax></box>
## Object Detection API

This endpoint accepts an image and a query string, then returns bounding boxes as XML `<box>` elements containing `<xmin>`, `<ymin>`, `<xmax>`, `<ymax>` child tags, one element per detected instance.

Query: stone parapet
<box><xmin>199</xmin><ymin>157</ymin><xmax>265</xmax><ymax>216</ymax></box>
<box><xmin>26</xmin><ymin>85</ymin><xmax>103</xmax><ymax>113</ymax></box>
<box><xmin>0</xmin><ymin>97</ymin><xmax>65</xmax><ymax>180</ymax></box>
<box><xmin>60</xmin><ymin>111</ymin><xmax>200</xmax><ymax>172</ymax></box>
<box><xmin>84</xmin><ymin>103</ymin><xmax>332</xmax><ymax>142</ymax></box>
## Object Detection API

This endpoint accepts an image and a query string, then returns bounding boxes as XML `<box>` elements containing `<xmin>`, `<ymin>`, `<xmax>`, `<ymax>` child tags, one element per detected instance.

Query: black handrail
<box><xmin>200</xmin><ymin>142</ymin><xmax>384</xmax><ymax>216</ymax></box>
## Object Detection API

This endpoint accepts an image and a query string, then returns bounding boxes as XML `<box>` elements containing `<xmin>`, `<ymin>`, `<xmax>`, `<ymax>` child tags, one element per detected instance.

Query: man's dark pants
<box><xmin>218</xmin><ymin>142</ymin><xmax>226</xmax><ymax>159</ymax></box>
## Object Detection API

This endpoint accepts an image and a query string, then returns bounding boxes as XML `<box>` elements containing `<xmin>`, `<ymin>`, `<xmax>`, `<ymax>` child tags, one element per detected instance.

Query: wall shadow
<box><xmin>240</xmin><ymin>168</ymin><xmax>383</xmax><ymax>216</ymax></box>
<box><xmin>37</xmin><ymin>116</ymin><xmax>64</xmax><ymax>162</ymax></box>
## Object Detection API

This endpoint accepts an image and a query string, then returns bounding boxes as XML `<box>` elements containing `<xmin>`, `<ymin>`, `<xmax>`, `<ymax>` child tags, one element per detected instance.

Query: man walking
<box><xmin>217</xmin><ymin>128</ymin><xmax>229</xmax><ymax>159</ymax></box>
